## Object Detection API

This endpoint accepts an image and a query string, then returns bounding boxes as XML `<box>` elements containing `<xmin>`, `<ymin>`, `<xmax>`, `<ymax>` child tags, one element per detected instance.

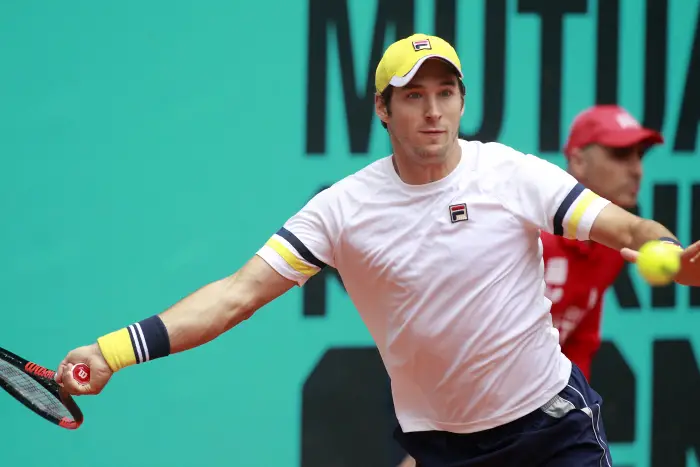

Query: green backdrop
<box><xmin>1</xmin><ymin>1</ymin><xmax>698</xmax><ymax>466</ymax></box>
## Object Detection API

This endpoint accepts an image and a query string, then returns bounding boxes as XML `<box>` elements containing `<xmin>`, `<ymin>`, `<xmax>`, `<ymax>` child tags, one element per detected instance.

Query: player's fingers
<box><xmin>60</xmin><ymin>364</ymin><xmax>77</xmax><ymax>393</ymax></box>
<box><xmin>682</xmin><ymin>240</ymin><xmax>700</xmax><ymax>263</ymax></box>
<box><xmin>620</xmin><ymin>247</ymin><xmax>639</xmax><ymax>263</ymax></box>
<box><xmin>55</xmin><ymin>361</ymin><xmax>67</xmax><ymax>385</ymax></box>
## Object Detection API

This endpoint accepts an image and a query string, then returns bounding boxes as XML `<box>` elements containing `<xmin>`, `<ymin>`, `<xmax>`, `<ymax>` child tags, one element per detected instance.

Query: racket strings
<box><xmin>0</xmin><ymin>360</ymin><xmax>72</xmax><ymax>420</ymax></box>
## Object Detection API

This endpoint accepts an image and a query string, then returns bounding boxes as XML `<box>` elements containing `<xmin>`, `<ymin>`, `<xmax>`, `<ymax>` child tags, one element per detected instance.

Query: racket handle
<box><xmin>71</xmin><ymin>363</ymin><xmax>91</xmax><ymax>386</ymax></box>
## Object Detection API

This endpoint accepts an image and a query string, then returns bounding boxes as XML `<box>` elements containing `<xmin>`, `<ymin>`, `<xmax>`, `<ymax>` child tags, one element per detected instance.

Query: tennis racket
<box><xmin>0</xmin><ymin>346</ymin><xmax>86</xmax><ymax>430</ymax></box>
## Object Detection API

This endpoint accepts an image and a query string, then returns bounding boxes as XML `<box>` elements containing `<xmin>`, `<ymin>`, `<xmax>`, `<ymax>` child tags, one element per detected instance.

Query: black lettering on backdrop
<box><xmin>692</xmin><ymin>184</ymin><xmax>700</xmax><ymax>307</ymax></box>
<box><xmin>590</xmin><ymin>341</ymin><xmax>636</xmax><ymax>441</ymax></box>
<box><xmin>643</xmin><ymin>0</ymin><xmax>668</xmax><ymax>133</ymax></box>
<box><xmin>301</xmin><ymin>348</ymin><xmax>392</xmax><ymax>467</ymax></box>
<box><xmin>305</xmin><ymin>0</ymin><xmax>415</xmax><ymax>155</ymax></box>
<box><xmin>518</xmin><ymin>0</ymin><xmax>587</xmax><ymax>153</ymax></box>
<box><xmin>596</xmin><ymin>0</ymin><xmax>619</xmax><ymax>104</ymax></box>
<box><xmin>434</xmin><ymin>0</ymin><xmax>457</xmax><ymax>46</ymax></box>
<box><xmin>613</xmin><ymin>266</ymin><xmax>641</xmax><ymax>309</ymax></box>
<box><xmin>304</xmin><ymin>268</ymin><xmax>345</xmax><ymax>317</ymax></box>
<box><xmin>613</xmin><ymin>205</ymin><xmax>641</xmax><ymax>309</ymax></box>
<box><xmin>443</xmin><ymin>0</ymin><xmax>507</xmax><ymax>143</ymax></box>
<box><xmin>652</xmin><ymin>340</ymin><xmax>700</xmax><ymax>466</ymax></box>
<box><xmin>652</xmin><ymin>184</ymin><xmax>678</xmax><ymax>309</ymax></box>
<box><xmin>674</xmin><ymin>7</ymin><xmax>700</xmax><ymax>152</ymax></box>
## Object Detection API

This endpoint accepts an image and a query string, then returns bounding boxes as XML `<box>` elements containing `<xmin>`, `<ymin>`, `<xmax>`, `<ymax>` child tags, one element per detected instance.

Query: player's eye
<box><xmin>440</xmin><ymin>89</ymin><xmax>453</xmax><ymax>97</ymax></box>
<box><xmin>406</xmin><ymin>92</ymin><xmax>421</xmax><ymax>99</ymax></box>
<box><xmin>611</xmin><ymin>147</ymin><xmax>639</xmax><ymax>160</ymax></box>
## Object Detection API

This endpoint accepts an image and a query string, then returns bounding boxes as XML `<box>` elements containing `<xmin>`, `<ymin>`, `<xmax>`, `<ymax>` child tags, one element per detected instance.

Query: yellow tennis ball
<box><xmin>636</xmin><ymin>240</ymin><xmax>682</xmax><ymax>286</ymax></box>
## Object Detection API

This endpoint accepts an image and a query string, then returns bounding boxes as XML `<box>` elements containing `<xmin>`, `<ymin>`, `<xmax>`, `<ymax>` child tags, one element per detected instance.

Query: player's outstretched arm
<box><xmin>55</xmin><ymin>255</ymin><xmax>295</xmax><ymax>395</ymax></box>
<box><xmin>589</xmin><ymin>203</ymin><xmax>700</xmax><ymax>286</ymax></box>
<box><xmin>159</xmin><ymin>255</ymin><xmax>294</xmax><ymax>354</ymax></box>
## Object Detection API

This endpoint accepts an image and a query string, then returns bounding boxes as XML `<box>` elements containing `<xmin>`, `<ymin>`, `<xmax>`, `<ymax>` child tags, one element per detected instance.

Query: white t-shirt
<box><xmin>257</xmin><ymin>139</ymin><xmax>610</xmax><ymax>434</ymax></box>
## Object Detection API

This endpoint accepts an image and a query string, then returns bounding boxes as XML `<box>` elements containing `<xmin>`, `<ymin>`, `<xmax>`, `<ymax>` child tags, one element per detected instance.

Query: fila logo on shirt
<box><xmin>449</xmin><ymin>203</ymin><xmax>468</xmax><ymax>223</ymax></box>
<box><xmin>412</xmin><ymin>39</ymin><xmax>431</xmax><ymax>51</ymax></box>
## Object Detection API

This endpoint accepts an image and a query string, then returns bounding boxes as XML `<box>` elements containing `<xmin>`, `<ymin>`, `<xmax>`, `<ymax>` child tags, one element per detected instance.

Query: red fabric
<box><xmin>541</xmin><ymin>231</ymin><xmax>625</xmax><ymax>380</ymax></box>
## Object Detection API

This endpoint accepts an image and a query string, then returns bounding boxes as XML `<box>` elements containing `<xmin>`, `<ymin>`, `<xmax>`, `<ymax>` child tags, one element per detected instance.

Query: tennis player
<box><xmin>392</xmin><ymin>104</ymin><xmax>664</xmax><ymax>466</ymax></box>
<box><xmin>56</xmin><ymin>34</ymin><xmax>700</xmax><ymax>466</ymax></box>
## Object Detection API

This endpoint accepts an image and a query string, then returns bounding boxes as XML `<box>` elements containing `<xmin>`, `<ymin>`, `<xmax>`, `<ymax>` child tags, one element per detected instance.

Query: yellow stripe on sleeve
<box><xmin>97</xmin><ymin>328</ymin><xmax>137</xmax><ymax>373</ymax></box>
<box><xmin>266</xmin><ymin>238</ymin><xmax>319</xmax><ymax>276</ymax></box>
<box><xmin>565</xmin><ymin>190</ymin><xmax>599</xmax><ymax>239</ymax></box>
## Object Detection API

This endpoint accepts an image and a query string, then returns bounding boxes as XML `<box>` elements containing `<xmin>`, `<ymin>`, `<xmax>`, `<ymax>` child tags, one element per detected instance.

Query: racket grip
<box><xmin>71</xmin><ymin>363</ymin><xmax>91</xmax><ymax>385</ymax></box>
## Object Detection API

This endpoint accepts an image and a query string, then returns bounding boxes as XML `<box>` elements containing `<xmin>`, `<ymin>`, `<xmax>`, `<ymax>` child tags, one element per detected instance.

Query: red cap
<box><xmin>563</xmin><ymin>105</ymin><xmax>664</xmax><ymax>157</ymax></box>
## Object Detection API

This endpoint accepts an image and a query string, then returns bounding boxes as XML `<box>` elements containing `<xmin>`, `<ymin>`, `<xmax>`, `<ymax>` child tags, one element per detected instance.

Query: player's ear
<box><xmin>567</xmin><ymin>147</ymin><xmax>587</xmax><ymax>173</ymax></box>
<box><xmin>375</xmin><ymin>93</ymin><xmax>389</xmax><ymax>124</ymax></box>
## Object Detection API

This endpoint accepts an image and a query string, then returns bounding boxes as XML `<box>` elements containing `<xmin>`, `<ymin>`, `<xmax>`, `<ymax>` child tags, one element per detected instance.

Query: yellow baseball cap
<box><xmin>375</xmin><ymin>33</ymin><xmax>463</xmax><ymax>94</ymax></box>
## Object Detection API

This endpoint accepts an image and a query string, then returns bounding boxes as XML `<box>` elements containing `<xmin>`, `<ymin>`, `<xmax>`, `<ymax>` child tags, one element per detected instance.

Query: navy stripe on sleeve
<box><xmin>277</xmin><ymin>227</ymin><xmax>327</xmax><ymax>269</ymax></box>
<box><xmin>553</xmin><ymin>183</ymin><xmax>585</xmax><ymax>236</ymax></box>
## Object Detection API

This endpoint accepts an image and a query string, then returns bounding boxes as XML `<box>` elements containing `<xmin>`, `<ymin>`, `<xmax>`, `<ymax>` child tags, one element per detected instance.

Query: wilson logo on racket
<box><xmin>24</xmin><ymin>362</ymin><xmax>56</xmax><ymax>380</ymax></box>
<box><xmin>72</xmin><ymin>364</ymin><xmax>90</xmax><ymax>385</ymax></box>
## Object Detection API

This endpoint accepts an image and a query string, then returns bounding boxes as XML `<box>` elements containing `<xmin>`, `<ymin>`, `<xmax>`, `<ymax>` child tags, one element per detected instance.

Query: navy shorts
<box><xmin>393</xmin><ymin>364</ymin><xmax>612</xmax><ymax>466</ymax></box>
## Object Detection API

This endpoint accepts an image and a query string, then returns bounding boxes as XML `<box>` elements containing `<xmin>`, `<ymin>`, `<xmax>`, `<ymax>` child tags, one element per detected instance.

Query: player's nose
<box><xmin>628</xmin><ymin>156</ymin><xmax>643</xmax><ymax>179</ymax></box>
<box><xmin>424</xmin><ymin>96</ymin><xmax>442</xmax><ymax>120</ymax></box>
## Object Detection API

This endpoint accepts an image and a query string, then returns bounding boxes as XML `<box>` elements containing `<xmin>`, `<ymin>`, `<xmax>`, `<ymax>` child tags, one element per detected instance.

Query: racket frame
<box><xmin>0</xmin><ymin>346</ymin><xmax>84</xmax><ymax>430</ymax></box>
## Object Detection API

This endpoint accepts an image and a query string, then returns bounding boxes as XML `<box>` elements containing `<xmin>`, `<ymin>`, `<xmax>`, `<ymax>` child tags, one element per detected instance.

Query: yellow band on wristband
<box><xmin>97</xmin><ymin>328</ymin><xmax>137</xmax><ymax>372</ymax></box>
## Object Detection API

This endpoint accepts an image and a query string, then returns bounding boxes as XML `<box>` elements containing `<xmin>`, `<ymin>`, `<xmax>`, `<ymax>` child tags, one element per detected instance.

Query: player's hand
<box><xmin>55</xmin><ymin>343</ymin><xmax>114</xmax><ymax>396</ymax></box>
<box><xmin>621</xmin><ymin>240</ymin><xmax>700</xmax><ymax>286</ymax></box>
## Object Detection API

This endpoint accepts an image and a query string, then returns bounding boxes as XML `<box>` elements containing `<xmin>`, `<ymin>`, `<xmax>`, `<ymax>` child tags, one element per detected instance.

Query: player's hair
<box><xmin>379</xmin><ymin>76</ymin><xmax>466</xmax><ymax>130</ymax></box>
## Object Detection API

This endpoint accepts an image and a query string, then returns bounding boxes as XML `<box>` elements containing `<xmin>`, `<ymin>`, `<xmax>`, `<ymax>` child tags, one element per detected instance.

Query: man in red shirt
<box><xmin>392</xmin><ymin>105</ymin><xmax>664</xmax><ymax>467</ymax></box>
<box><xmin>542</xmin><ymin>104</ymin><xmax>663</xmax><ymax>381</ymax></box>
